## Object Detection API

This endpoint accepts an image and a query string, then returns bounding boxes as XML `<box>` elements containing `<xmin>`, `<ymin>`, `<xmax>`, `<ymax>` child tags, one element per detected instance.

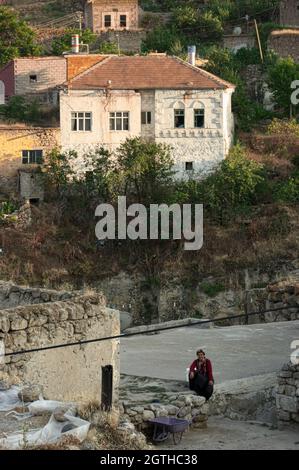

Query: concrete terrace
<box><xmin>120</xmin><ymin>320</ymin><xmax>299</xmax><ymax>383</ymax></box>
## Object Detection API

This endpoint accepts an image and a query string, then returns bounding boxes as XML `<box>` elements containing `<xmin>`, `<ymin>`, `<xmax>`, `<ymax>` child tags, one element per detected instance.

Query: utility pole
<box><xmin>254</xmin><ymin>19</ymin><xmax>264</xmax><ymax>63</ymax></box>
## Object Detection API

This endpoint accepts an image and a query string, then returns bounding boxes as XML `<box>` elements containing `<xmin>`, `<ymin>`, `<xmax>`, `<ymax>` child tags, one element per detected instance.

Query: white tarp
<box><xmin>0</xmin><ymin>412</ymin><xmax>90</xmax><ymax>449</ymax></box>
<box><xmin>0</xmin><ymin>386</ymin><xmax>23</xmax><ymax>412</ymax></box>
<box><xmin>0</xmin><ymin>389</ymin><xmax>90</xmax><ymax>449</ymax></box>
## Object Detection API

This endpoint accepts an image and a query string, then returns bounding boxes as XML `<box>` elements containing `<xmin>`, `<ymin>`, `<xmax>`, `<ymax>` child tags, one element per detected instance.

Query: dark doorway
<box><xmin>101</xmin><ymin>365</ymin><xmax>113</xmax><ymax>411</ymax></box>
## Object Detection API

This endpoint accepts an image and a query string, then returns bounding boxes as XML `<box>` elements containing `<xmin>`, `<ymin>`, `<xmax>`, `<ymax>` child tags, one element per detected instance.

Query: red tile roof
<box><xmin>68</xmin><ymin>55</ymin><xmax>235</xmax><ymax>91</ymax></box>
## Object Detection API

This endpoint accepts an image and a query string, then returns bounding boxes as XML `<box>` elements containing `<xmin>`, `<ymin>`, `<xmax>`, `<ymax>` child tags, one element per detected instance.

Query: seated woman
<box><xmin>189</xmin><ymin>349</ymin><xmax>214</xmax><ymax>401</ymax></box>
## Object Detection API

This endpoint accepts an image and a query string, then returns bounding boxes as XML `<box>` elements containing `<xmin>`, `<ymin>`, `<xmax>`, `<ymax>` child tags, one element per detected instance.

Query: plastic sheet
<box><xmin>28</xmin><ymin>400</ymin><xmax>75</xmax><ymax>415</ymax></box>
<box><xmin>0</xmin><ymin>389</ymin><xmax>90</xmax><ymax>449</ymax></box>
<box><xmin>0</xmin><ymin>386</ymin><xmax>22</xmax><ymax>412</ymax></box>
<box><xmin>0</xmin><ymin>412</ymin><xmax>90</xmax><ymax>449</ymax></box>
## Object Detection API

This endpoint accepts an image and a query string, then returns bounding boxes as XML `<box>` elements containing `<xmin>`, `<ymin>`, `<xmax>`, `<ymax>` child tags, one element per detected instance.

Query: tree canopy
<box><xmin>0</xmin><ymin>6</ymin><xmax>41</xmax><ymax>67</ymax></box>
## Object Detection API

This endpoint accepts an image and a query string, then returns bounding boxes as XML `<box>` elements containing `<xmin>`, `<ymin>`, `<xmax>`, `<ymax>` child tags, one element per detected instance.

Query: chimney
<box><xmin>71</xmin><ymin>34</ymin><xmax>80</xmax><ymax>54</ymax></box>
<box><xmin>188</xmin><ymin>45</ymin><xmax>196</xmax><ymax>66</ymax></box>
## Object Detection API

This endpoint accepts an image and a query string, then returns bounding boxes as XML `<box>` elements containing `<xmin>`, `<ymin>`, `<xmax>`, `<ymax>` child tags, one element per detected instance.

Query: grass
<box><xmin>200</xmin><ymin>282</ymin><xmax>226</xmax><ymax>298</ymax></box>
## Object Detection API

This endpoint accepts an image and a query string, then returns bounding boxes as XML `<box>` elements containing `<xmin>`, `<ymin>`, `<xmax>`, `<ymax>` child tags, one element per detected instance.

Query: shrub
<box><xmin>200</xmin><ymin>281</ymin><xmax>225</xmax><ymax>297</ymax></box>
<box><xmin>0</xmin><ymin>96</ymin><xmax>42</xmax><ymax>124</ymax></box>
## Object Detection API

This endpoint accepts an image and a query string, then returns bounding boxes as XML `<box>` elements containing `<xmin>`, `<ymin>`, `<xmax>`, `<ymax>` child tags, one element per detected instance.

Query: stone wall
<box><xmin>276</xmin><ymin>362</ymin><xmax>299</xmax><ymax>426</ymax></box>
<box><xmin>223</xmin><ymin>34</ymin><xmax>255</xmax><ymax>52</ymax></box>
<box><xmin>98</xmin><ymin>30</ymin><xmax>146</xmax><ymax>52</ymax></box>
<box><xmin>95</xmin><ymin>265</ymin><xmax>299</xmax><ymax>325</ymax></box>
<box><xmin>269</xmin><ymin>30</ymin><xmax>299</xmax><ymax>63</ymax></box>
<box><xmin>246</xmin><ymin>280</ymin><xmax>299</xmax><ymax>324</ymax></box>
<box><xmin>0</xmin><ymin>281</ymin><xmax>74</xmax><ymax>310</ymax></box>
<box><xmin>120</xmin><ymin>375</ymin><xmax>209</xmax><ymax>432</ymax></box>
<box><xmin>0</xmin><ymin>293</ymin><xmax>120</xmax><ymax>411</ymax></box>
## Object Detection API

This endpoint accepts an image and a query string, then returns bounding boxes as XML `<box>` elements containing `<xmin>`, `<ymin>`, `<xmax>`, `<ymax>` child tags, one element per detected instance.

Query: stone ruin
<box><xmin>0</xmin><ymin>288</ymin><xmax>120</xmax><ymax>422</ymax></box>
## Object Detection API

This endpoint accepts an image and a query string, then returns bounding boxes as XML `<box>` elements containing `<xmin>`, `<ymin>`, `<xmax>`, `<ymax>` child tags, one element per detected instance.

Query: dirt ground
<box><xmin>157</xmin><ymin>416</ymin><xmax>299</xmax><ymax>451</ymax></box>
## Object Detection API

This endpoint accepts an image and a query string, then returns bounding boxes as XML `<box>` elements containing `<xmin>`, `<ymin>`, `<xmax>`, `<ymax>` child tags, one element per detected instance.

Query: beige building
<box><xmin>0</xmin><ymin>124</ymin><xmax>60</xmax><ymax>198</ymax></box>
<box><xmin>84</xmin><ymin>0</ymin><xmax>139</xmax><ymax>32</ymax></box>
<box><xmin>60</xmin><ymin>54</ymin><xmax>235</xmax><ymax>178</ymax></box>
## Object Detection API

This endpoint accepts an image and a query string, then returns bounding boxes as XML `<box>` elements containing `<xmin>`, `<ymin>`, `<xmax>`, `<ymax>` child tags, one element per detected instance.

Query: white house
<box><xmin>60</xmin><ymin>54</ymin><xmax>235</xmax><ymax>177</ymax></box>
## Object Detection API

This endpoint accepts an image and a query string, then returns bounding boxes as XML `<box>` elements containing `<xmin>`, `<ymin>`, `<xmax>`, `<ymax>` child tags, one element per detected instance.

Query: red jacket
<box><xmin>189</xmin><ymin>358</ymin><xmax>214</xmax><ymax>383</ymax></box>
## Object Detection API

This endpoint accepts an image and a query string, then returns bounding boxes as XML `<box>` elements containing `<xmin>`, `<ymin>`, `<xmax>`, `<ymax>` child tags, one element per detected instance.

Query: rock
<box><xmin>163</xmin><ymin>405</ymin><xmax>179</xmax><ymax>415</ymax></box>
<box><xmin>53</xmin><ymin>407</ymin><xmax>68</xmax><ymax>422</ymax></box>
<box><xmin>284</xmin><ymin>385</ymin><xmax>296</xmax><ymax>396</ymax></box>
<box><xmin>0</xmin><ymin>380</ymin><xmax>9</xmax><ymax>391</ymax></box>
<box><xmin>277</xmin><ymin>410</ymin><xmax>290</xmax><ymax>421</ymax></box>
<box><xmin>0</xmin><ymin>318</ymin><xmax>10</xmax><ymax>333</ymax></box>
<box><xmin>276</xmin><ymin>395</ymin><xmax>298</xmax><ymax>413</ymax></box>
<box><xmin>178</xmin><ymin>406</ymin><xmax>191</xmax><ymax>418</ymax></box>
<box><xmin>192</xmin><ymin>414</ymin><xmax>207</xmax><ymax>423</ymax></box>
<box><xmin>278</xmin><ymin>371</ymin><xmax>292</xmax><ymax>378</ymax></box>
<box><xmin>18</xmin><ymin>385</ymin><xmax>42</xmax><ymax>402</ymax></box>
<box><xmin>11</xmin><ymin>318</ymin><xmax>28</xmax><ymax>331</ymax></box>
<box><xmin>143</xmin><ymin>410</ymin><xmax>155</xmax><ymax>420</ymax></box>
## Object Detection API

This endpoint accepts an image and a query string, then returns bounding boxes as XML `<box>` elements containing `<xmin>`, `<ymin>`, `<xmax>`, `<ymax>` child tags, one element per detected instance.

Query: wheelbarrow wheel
<box><xmin>172</xmin><ymin>431</ymin><xmax>184</xmax><ymax>445</ymax></box>
<box><xmin>155</xmin><ymin>430</ymin><xmax>170</xmax><ymax>442</ymax></box>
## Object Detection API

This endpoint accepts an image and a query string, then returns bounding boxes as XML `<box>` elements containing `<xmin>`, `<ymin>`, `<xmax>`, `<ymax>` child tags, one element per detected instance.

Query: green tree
<box><xmin>0</xmin><ymin>7</ymin><xmax>41</xmax><ymax>67</ymax></box>
<box><xmin>51</xmin><ymin>28</ymin><xmax>96</xmax><ymax>55</ymax></box>
<box><xmin>201</xmin><ymin>144</ymin><xmax>264</xmax><ymax>223</ymax></box>
<box><xmin>267</xmin><ymin>57</ymin><xmax>299</xmax><ymax>115</ymax></box>
<box><xmin>172</xmin><ymin>5</ymin><xmax>199</xmax><ymax>29</ymax></box>
<box><xmin>142</xmin><ymin>26</ymin><xmax>184</xmax><ymax>53</ymax></box>
<box><xmin>0</xmin><ymin>96</ymin><xmax>42</xmax><ymax>124</ymax></box>
<box><xmin>115</xmin><ymin>137</ymin><xmax>175</xmax><ymax>204</ymax></box>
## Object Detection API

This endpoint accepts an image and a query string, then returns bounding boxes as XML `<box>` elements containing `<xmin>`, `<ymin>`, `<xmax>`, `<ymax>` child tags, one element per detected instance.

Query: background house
<box><xmin>0</xmin><ymin>54</ymin><xmax>106</xmax><ymax>105</ymax></box>
<box><xmin>84</xmin><ymin>0</ymin><xmax>139</xmax><ymax>32</ymax></box>
<box><xmin>60</xmin><ymin>54</ymin><xmax>235</xmax><ymax>178</ymax></box>
<box><xmin>280</xmin><ymin>0</ymin><xmax>299</xmax><ymax>27</ymax></box>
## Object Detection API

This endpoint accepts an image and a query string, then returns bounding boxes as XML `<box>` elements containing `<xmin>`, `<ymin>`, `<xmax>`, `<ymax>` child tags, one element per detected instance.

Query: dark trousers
<box><xmin>189</xmin><ymin>378</ymin><xmax>214</xmax><ymax>401</ymax></box>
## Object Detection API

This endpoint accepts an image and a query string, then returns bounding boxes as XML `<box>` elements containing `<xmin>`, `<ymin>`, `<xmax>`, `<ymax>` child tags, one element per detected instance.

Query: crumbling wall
<box><xmin>276</xmin><ymin>362</ymin><xmax>299</xmax><ymax>426</ymax></box>
<box><xmin>0</xmin><ymin>281</ymin><xmax>75</xmax><ymax>310</ymax></box>
<box><xmin>246</xmin><ymin>280</ymin><xmax>299</xmax><ymax>324</ymax></box>
<box><xmin>0</xmin><ymin>294</ymin><xmax>120</xmax><ymax>410</ymax></box>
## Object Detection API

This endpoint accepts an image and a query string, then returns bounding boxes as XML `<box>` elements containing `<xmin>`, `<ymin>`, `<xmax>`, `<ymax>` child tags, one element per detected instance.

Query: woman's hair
<box><xmin>196</xmin><ymin>349</ymin><xmax>205</xmax><ymax>355</ymax></box>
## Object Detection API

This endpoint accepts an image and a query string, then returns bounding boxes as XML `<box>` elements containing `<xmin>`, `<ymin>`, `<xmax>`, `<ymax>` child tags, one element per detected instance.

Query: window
<box><xmin>104</xmin><ymin>15</ymin><xmax>112</xmax><ymax>27</ymax></box>
<box><xmin>185</xmin><ymin>162</ymin><xmax>194</xmax><ymax>171</ymax></box>
<box><xmin>120</xmin><ymin>15</ymin><xmax>127</xmax><ymax>27</ymax></box>
<box><xmin>29</xmin><ymin>74</ymin><xmax>37</xmax><ymax>83</ymax></box>
<box><xmin>174</xmin><ymin>109</ymin><xmax>185</xmax><ymax>128</ymax></box>
<box><xmin>194</xmin><ymin>108</ymin><xmax>205</xmax><ymax>128</ymax></box>
<box><xmin>22</xmin><ymin>150</ymin><xmax>43</xmax><ymax>164</ymax></box>
<box><xmin>110</xmin><ymin>112</ymin><xmax>129</xmax><ymax>131</ymax></box>
<box><xmin>141</xmin><ymin>111</ymin><xmax>151</xmax><ymax>125</ymax></box>
<box><xmin>71</xmin><ymin>112</ymin><xmax>92</xmax><ymax>131</ymax></box>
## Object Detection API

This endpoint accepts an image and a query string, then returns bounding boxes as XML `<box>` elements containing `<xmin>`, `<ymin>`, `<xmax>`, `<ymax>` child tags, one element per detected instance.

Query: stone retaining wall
<box><xmin>276</xmin><ymin>362</ymin><xmax>299</xmax><ymax>427</ymax></box>
<box><xmin>121</xmin><ymin>393</ymin><xmax>209</xmax><ymax>432</ymax></box>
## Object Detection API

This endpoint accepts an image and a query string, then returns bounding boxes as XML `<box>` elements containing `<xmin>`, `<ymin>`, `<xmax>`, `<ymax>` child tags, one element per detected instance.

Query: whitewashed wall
<box><xmin>60</xmin><ymin>87</ymin><xmax>234</xmax><ymax>178</ymax></box>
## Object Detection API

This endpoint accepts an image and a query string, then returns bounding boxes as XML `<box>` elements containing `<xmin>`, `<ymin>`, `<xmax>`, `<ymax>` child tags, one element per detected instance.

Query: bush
<box><xmin>201</xmin><ymin>144</ymin><xmax>264</xmax><ymax>223</ymax></box>
<box><xmin>200</xmin><ymin>281</ymin><xmax>225</xmax><ymax>297</ymax></box>
<box><xmin>267</xmin><ymin>118</ymin><xmax>299</xmax><ymax>137</ymax></box>
<box><xmin>274</xmin><ymin>175</ymin><xmax>299</xmax><ymax>203</ymax></box>
<box><xmin>0</xmin><ymin>96</ymin><xmax>42</xmax><ymax>124</ymax></box>
<box><xmin>51</xmin><ymin>28</ymin><xmax>96</xmax><ymax>55</ymax></box>
<box><xmin>142</xmin><ymin>26</ymin><xmax>185</xmax><ymax>53</ymax></box>
<box><xmin>267</xmin><ymin>57</ymin><xmax>299</xmax><ymax>115</ymax></box>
